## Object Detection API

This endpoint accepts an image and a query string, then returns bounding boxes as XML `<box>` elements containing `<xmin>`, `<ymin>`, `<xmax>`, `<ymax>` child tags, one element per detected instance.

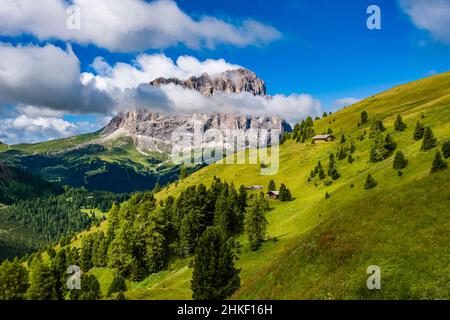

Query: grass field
<box><xmin>61</xmin><ymin>71</ymin><xmax>450</xmax><ymax>299</ymax></box>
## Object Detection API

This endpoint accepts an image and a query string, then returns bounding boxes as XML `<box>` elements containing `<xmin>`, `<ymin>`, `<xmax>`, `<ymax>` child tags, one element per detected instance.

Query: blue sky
<box><xmin>0</xmin><ymin>0</ymin><xmax>449</xmax><ymax>144</ymax></box>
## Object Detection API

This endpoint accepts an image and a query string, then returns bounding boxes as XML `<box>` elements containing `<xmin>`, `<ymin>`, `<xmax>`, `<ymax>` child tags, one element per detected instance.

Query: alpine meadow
<box><xmin>0</xmin><ymin>0</ymin><xmax>449</xmax><ymax>306</ymax></box>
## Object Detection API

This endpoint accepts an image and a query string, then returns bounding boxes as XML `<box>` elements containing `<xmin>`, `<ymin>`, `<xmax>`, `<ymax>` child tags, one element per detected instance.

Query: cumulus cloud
<box><xmin>0</xmin><ymin>45</ymin><xmax>321</xmax><ymax>141</ymax></box>
<box><xmin>332</xmin><ymin>97</ymin><xmax>361</xmax><ymax>110</ymax></box>
<box><xmin>0</xmin><ymin>0</ymin><xmax>281</xmax><ymax>52</ymax></box>
<box><xmin>399</xmin><ymin>0</ymin><xmax>450</xmax><ymax>44</ymax></box>
<box><xmin>82</xmin><ymin>56</ymin><xmax>322</xmax><ymax>124</ymax></box>
<box><xmin>82</xmin><ymin>54</ymin><xmax>242</xmax><ymax>91</ymax></box>
<box><xmin>0</xmin><ymin>105</ymin><xmax>104</xmax><ymax>144</ymax></box>
<box><xmin>0</xmin><ymin>43</ymin><xmax>113</xmax><ymax>114</ymax></box>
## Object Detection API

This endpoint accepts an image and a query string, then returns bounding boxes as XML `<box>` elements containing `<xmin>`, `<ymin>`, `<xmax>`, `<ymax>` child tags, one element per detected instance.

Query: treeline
<box><xmin>0</xmin><ymin>187</ymin><xmax>128</xmax><ymax>261</ymax></box>
<box><xmin>0</xmin><ymin>163</ymin><xmax>62</xmax><ymax>205</ymax></box>
<box><xmin>0</xmin><ymin>178</ymin><xmax>272</xmax><ymax>300</ymax></box>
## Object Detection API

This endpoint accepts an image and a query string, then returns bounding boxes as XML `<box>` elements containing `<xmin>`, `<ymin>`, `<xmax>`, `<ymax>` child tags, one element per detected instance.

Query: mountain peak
<box><xmin>149</xmin><ymin>68</ymin><xmax>266</xmax><ymax>97</ymax></box>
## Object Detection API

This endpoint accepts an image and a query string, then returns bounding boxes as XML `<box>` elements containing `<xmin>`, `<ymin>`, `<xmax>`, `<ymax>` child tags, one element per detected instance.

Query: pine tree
<box><xmin>0</xmin><ymin>258</ymin><xmax>29</xmax><ymax>300</ymax></box>
<box><xmin>393</xmin><ymin>151</ymin><xmax>408</xmax><ymax>170</ymax></box>
<box><xmin>27</xmin><ymin>256</ymin><xmax>57</xmax><ymax>300</ymax></box>
<box><xmin>414</xmin><ymin>121</ymin><xmax>425</xmax><ymax>140</ymax></box>
<box><xmin>364</xmin><ymin>174</ymin><xmax>377</xmax><ymax>190</ymax></box>
<box><xmin>340</xmin><ymin>134</ymin><xmax>346</xmax><ymax>144</ymax></box>
<box><xmin>361</xmin><ymin>111</ymin><xmax>369</xmax><ymax>124</ymax></box>
<box><xmin>281</xmin><ymin>184</ymin><xmax>292</xmax><ymax>201</ymax></box>
<box><xmin>245</xmin><ymin>197</ymin><xmax>268</xmax><ymax>251</ymax></box>
<box><xmin>394</xmin><ymin>114</ymin><xmax>407</xmax><ymax>131</ymax></box>
<box><xmin>107</xmin><ymin>274</ymin><xmax>127</xmax><ymax>297</ymax></box>
<box><xmin>268</xmin><ymin>180</ymin><xmax>276</xmax><ymax>191</ymax></box>
<box><xmin>443</xmin><ymin>141</ymin><xmax>450</xmax><ymax>159</ymax></box>
<box><xmin>70</xmin><ymin>274</ymin><xmax>102</xmax><ymax>300</ymax></box>
<box><xmin>421</xmin><ymin>126</ymin><xmax>437</xmax><ymax>151</ymax></box>
<box><xmin>323</xmin><ymin>112</ymin><xmax>328</xmax><ymax>118</ymax></box>
<box><xmin>191</xmin><ymin>227</ymin><xmax>240</xmax><ymax>300</ymax></box>
<box><xmin>431</xmin><ymin>152</ymin><xmax>448</xmax><ymax>173</ymax></box>
<box><xmin>383</xmin><ymin>134</ymin><xmax>397</xmax><ymax>154</ymax></box>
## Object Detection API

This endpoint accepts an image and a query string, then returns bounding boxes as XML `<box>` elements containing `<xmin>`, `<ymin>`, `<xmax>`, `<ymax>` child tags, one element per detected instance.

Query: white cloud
<box><xmin>83</xmin><ymin>56</ymin><xmax>322</xmax><ymax>124</ymax></box>
<box><xmin>0</xmin><ymin>46</ymin><xmax>321</xmax><ymax>142</ymax></box>
<box><xmin>82</xmin><ymin>54</ymin><xmax>241</xmax><ymax>91</ymax></box>
<box><xmin>332</xmin><ymin>97</ymin><xmax>361</xmax><ymax>109</ymax></box>
<box><xmin>0</xmin><ymin>43</ymin><xmax>113</xmax><ymax>114</ymax></box>
<box><xmin>0</xmin><ymin>0</ymin><xmax>281</xmax><ymax>52</ymax></box>
<box><xmin>400</xmin><ymin>0</ymin><xmax>450</xmax><ymax>44</ymax></box>
<box><xmin>0</xmin><ymin>104</ymin><xmax>107</xmax><ymax>144</ymax></box>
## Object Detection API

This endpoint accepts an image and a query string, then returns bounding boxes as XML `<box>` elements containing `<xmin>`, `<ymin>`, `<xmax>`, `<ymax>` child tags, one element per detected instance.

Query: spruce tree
<box><xmin>245</xmin><ymin>197</ymin><xmax>268</xmax><ymax>251</ymax></box>
<box><xmin>443</xmin><ymin>141</ymin><xmax>450</xmax><ymax>159</ymax></box>
<box><xmin>0</xmin><ymin>258</ymin><xmax>29</xmax><ymax>300</ymax></box>
<box><xmin>421</xmin><ymin>126</ymin><xmax>437</xmax><ymax>151</ymax></box>
<box><xmin>364</xmin><ymin>174</ymin><xmax>377</xmax><ymax>190</ymax></box>
<box><xmin>27</xmin><ymin>256</ymin><xmax>56</xmax><ymax>300</ymax></box>
<box><xmin>361</xmin><ymin>111</ymin><xmax>369</xmax><ymax>124</ymax></box>
<box><xmin>191</xmin><ymin>227</ymin><xmax>240</xmax><ymax>300</ymax></box>
<box><xmin>268</xmin><ymin>180</ymin><xmax>276</xmax><ymax>191</ymax></box>
<box><xmin>393</xmin><ymin>151</ymin><xmax>408</xmax><ymax>170</ymax></box>
<box><xmin>383</xmin><ymin>134</ymin><xmax>397</xmax><ymax>154</ymax></box>
<box><xmin>414</xmin><ymin>121</ymin><xmax>425</xmax><ymax>140</ymax></box>
<box><xmin>70</xmin><ymin>274</ymin><xmax>102</xmax><ymax>300</ymax></box>
<box><xmin>107</xmin><ymin>274</ymin><xmax>127</xmax><ymax>297</ymax></box>
<box><xmin>431</xmin><ymin>152</ymin><xmax>448</xmax><ymax>173</ymax></box>
<box><xmin>394</xmin><ymin>114</ymin><xmax>407</xmax><ymax>131</ymax></box>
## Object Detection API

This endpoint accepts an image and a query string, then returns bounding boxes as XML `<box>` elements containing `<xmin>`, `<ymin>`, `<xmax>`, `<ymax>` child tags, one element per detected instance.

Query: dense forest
<box><xmin>0</xmin><ymin>186</ymin><xmax>129</xmax><ymax>261</ymax></box>
<box><xmin>0</xmin><ymin>163</ymin><xmax>62</xmax><ymax>205</ymax></box>
<box><xmin>0</xmin><ymin>178</ymin><xmax>273</xmax><ymax>300</ymax></box>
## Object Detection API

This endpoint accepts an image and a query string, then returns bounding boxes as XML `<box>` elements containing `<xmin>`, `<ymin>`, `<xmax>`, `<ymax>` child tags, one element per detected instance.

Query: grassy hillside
<box><xmin>52</xmin><ymin>71</ymin><xmax>450</xmax><ymax>300</ymax></box>
<box><xmin>0</xmin><ymin>134</ymin><xmax>183</xmax><ymax>194</ymax></box>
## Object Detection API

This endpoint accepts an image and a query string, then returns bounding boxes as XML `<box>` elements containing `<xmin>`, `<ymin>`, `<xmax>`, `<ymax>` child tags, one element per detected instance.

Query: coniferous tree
<box><xmin>394</xmin><ymin>114</ymin><xmax>407</xmax><ymax>131</ymax></box>
<box><xmin>361</xmin><ymin>111</ymin><xmax>369</xmax><ymax>124</ymax></box>
<box><xmin>443</xmin><ymin>141</ymin><xmax>450</xmax><ymax>159</ymax></box>
<box><xmin>107</xmin><ymin>274</ymin><xmax>127</xmax><ymax>297</ymax></box>
<box><xmin>340</xmin><ymin>134</ymin><xmax>346</xmax><ymax>144</ymax></box>
<box><xmin>431</xmin><ymin>152</ymin><xmax>448</xmax><ymax>173</ymax></box>
<box><xmin>421</xmin><ymin>126</ymin><xmax>437</xmax><ymax>151</ymax></box>
<box><xmin>364</xmin><ymin>174</ymin><xmax>378</xmax><ymax>190</ymax></box>
<box><xmin>70</xmin><ymin>274</ymin><xmax>101</xmax><ymax>300</ymax></box>
<box><xmin>278</xmin><ymin>184</ymin><xmax>293</xmax><ymax>201</ymax></box>
<box><xmin>414</xmin><ymin>121</ymin><xmax>425</xmax><ymax>140</ymax></box>
<box><xmin>325</xmin><ymin>192</ymin><xmax>330</xmax><ymax>199</ymax></box>
<box><xmin>0</xmin><ymin>258</ymin><xmax>29</xmax><ymax>300</ymax></box>
<box><xmin>268</xmin><ymin>180</ymin><xmax>276</xmax><ymax>191</ymax></box>
<box><xmin>27</xmin><ymin>256</ymin><xmax>57</xmax><ymax>300</ymax></box>
<box><xmin>383</xmin><ymin>134</ymin><xmax>397</xmax><ymax>154</ymax></box>
<box><xmin>393</xmin><ymin>151</ymin><xmax>408</xmax><ymax>170</ymax></box>
<box><xmin>191</xmin><ymin>227</ymin><xmax>240</xmax><ymax>300</ymax></box>
<box><xmin>245</xmin><ymin>197</ymin><xmax>268</xmax><ymax>251</ymax></box>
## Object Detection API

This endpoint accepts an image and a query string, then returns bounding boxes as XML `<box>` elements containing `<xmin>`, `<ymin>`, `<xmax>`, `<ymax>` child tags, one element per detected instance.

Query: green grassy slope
<box><xmin>116</xmin><ymin>71</ymin><xmax>450</xmax><ymax>300</ymax></box>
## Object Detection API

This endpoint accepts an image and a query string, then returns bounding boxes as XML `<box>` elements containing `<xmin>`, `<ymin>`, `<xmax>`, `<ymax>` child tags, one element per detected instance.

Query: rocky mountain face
<box><xmin>102</xmin><ymin>68</ymin><xmax>290</xmax><ymax>156</ymax></box>
<box><xmin>149</xmin><ymin>68</ymin><xmax>266</xmax><ymax>97</ymax></box>
<box><xmin>101</xmin><ymin>110</ymin><xmax>291</xmax><ymax>155</ymax></box>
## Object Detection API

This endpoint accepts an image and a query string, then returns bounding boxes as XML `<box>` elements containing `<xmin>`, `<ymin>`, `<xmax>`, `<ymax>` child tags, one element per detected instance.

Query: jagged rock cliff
<box><xmin>149</xmin><ymin>68</ymin><xmax>266</xmax><ymax>97</ymax></box>
<box><xmin>101</xmin><ymin>110</ymin><xmax>291</xmax><ymax>155</ymax></box>
<box><xmin>102</xmin><ymin>68</ymin><xmax>291</xmax><ymax>156</ymax></box>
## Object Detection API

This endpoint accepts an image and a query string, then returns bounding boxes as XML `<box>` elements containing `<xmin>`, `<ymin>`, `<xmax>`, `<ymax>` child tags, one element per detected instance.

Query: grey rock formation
<box><xmin>101</xmin><ymin>110</ymin><xmax>291</xmax><ymax>155</ymax></box>
<box><xmin>149</xmin><ymin>68</ymin><xmax>266</xmax><ymax>97</ymax></box>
